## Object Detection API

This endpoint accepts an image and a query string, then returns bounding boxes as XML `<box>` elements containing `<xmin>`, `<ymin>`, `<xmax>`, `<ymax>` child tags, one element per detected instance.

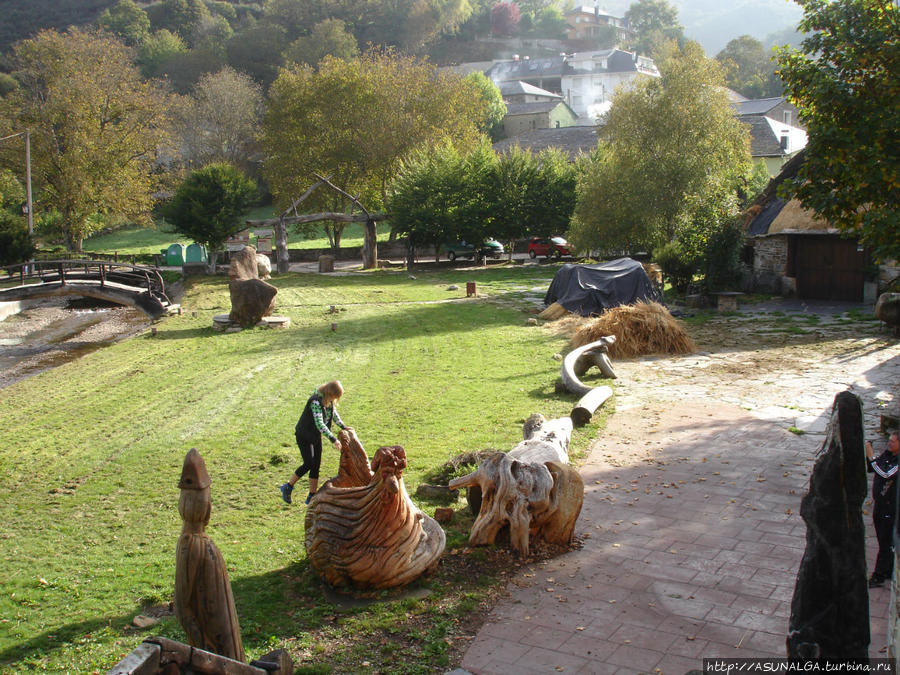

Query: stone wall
<box><xmin>751</xmin><ymin>235</ymin><xmax>790</xmax><ymax>294</ymax></box>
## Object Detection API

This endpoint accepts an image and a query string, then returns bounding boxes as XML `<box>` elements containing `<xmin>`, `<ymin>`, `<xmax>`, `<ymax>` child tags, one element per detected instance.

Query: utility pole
<box><xmin>24</xmin><ymin>129</ymin><xmax>33</xmax><ymax>236</ymax></box>
<box><xmin>0</xmin><ymin>129</ymin><xmax>34</xmax><ymax>235</ymax></box>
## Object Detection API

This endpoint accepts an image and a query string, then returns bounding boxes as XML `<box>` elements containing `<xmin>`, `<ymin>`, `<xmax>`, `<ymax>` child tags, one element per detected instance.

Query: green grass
<box><xmin>81</xmin><ymin>215</ymin><xmax>395</xmax><ymax>257</ymax></box>
<box><xmin>0</xmin><ymin>265</ymin><xmax>604</xmax><ymax>674</ymax></box>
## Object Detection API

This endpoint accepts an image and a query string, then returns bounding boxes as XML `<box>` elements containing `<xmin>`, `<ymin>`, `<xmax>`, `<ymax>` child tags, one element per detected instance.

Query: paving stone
<box><xmin>458</xmin><ymin>312</ymin><xmax>899</xmax><ymax>674</ymax></box>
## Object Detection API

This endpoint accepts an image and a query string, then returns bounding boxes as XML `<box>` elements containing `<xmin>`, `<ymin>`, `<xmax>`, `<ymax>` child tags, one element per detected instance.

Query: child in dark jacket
<box><xmin>280</xmin><ymin>380</ymin><xmax>351</xmax><ymax>505</ymax></box>
<box><xmin>866</xmin><ymin>430</ymin><xmax>900</xmax><ymax>588</ymax></box>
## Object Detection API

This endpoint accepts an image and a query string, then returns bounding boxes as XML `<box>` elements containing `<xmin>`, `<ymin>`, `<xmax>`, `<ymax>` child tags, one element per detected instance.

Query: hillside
<box><xmin>0</xmin><ymin>0</ymin><xmax>116</xmax><ymax>58</ymax></box>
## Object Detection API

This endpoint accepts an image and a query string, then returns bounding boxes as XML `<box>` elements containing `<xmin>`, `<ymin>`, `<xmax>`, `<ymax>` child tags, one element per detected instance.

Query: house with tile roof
<box><xmin>732</xmin><ymin>97</ymin><xmax>807</xmax><ymax>176</ymax></box>
<box><xmin>500</xmin><ymin>100</ymin><xmax>579</xmax><ymax>137</ymax></box>
<box><xmin>564</xmin><ymin>5</ymin><xmax>633</xmax><ymax>43</ymax></box>
<box><xmin>485</xmin><ymin>49</ymin><xmax>659</xmax><ymax>123</ymax></box>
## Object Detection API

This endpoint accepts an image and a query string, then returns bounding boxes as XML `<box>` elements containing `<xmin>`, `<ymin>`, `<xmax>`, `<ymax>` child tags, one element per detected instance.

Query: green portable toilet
<box><xmin>185</xmin><ymin>243</ymin><xmax>208</xmax><ymax>264</ymax></box>
<box><xmin>164</xmin><ymin>243</ymin><xmax>185</xmax><ymax>266</ymax></box>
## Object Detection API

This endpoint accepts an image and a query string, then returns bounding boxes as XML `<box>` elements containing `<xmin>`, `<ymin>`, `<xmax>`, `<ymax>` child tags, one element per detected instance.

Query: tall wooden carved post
<box><xmin>275</xmin><ymin>215</ymin><xmax>290</xmax><ymax>274</ymax></box>
<box><xmin>175</xmin><ymin>448</ymin><xmax>246</xmax><ymax>663</ymax></box>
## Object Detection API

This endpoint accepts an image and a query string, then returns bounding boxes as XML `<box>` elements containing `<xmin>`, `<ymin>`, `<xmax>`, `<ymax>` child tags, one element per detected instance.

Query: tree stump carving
<box><xmin>330</xmin><ymin>429</ymin><xmax>373</xmax><ymax>488</ymax></box>
<box><xmin>305</xmin><ymin>445</ymin><xmax>446</xmax><ymax>589</ymax></box>
<box><xmin>449</xmin><ymin>415</ymin><xmax>584</xmax><ymax>556</ymax></box>
<box><xmin>174</xmin><ymin>448</ymin><xmax>245</xmax><ymax>663</ymax></box>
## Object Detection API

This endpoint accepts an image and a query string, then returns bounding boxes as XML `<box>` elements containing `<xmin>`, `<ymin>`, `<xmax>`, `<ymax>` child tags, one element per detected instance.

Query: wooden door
<box><xmin>794</xmin><ymin>236</ymin><xmax>865</xmax><ymax>301</ymax></box>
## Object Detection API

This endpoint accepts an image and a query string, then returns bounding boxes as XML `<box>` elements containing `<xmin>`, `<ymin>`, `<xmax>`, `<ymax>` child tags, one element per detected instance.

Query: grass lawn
<box><xmin>0</xmin><ymin>264</ymin><xmax>610</xmax><ymax>674</ymax></box>
<box><xmin>81</xmin><ymin>210</ymin><xmax>395</xmax><ymax>257</ymax></box>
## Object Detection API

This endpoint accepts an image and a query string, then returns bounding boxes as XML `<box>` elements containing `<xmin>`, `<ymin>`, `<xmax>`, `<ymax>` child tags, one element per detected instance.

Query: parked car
<box><xmin>444</xmin><ymin>238</ymin><xmax>504</xmax><ymax>262</ymax></box>
<box><xmin>528</xmin><ymin>236</ymin><xmax>571</xmax><ymax>259</ymax></box>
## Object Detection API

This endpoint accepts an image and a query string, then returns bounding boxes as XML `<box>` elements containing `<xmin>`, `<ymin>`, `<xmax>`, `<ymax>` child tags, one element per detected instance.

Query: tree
<box><xmin>625</xmin><ymin>0</ymin><xmax>684</xmax><ymax>57</ymax></box>
<box><xmin>97</xmin><ymin>0</ymin><xmax>151</xmax><ymax>46</ymax></box>
<box><xmin>283</xmin><ymin>19</ymin><xmax>359</xmax><ymax>67</ymax></box>
<box><xmin>777</xmin><ymin>0</ymin><xmax>900</xmax><ymax>262</ymax></box>
<box><xmin>716</xmin><ymin>35</ymin><xmax>782</xmax><ymax>99</ymax></box>
<box><xmin>225</xmin><ymin>24</ymin><xmax>288</xmax><ymax>87</ymax></box>
<box><xmin>138</xmin><ymin>29</ymin><xmax>187</xmax><ymax>79</ymax></box>
<box><xmin>148</xmin><ymin>0</ymin><xmax>210</xmax><ymax>45</ymax></box>
<box><xmin>388</xmin><ymin>140</ymin><xmax>497</xmax><ymax>267</ymax></box>
<box><xmin>178</xmin><ymin>67</ymin><xmax>264</xmax><ymax>173</ymax></box>
<box><xmin>163</xmin><ymin>163</ymin><xmax>257</xmax><ymax>273</ymax></box>
<box><xmin>491</xmin><ymin>2</ymin><xmax>521</xmax><ymax>36</ymax></box>
<box><xmin>569</xmin><ymin>42</ymin><xmax>751</xmax><ymax>262</ymax></box>
<box><xmin>464</xmin><ymin>72</ymin><xmax>507</xmax><ymax>140</ymax></box>
<box><xmin>0</xmin><ymin>29</ymin><xmax>176</xmax><ymax>252</ymax></box>
<box><xmin>0</xmin><ymin>211</ymin><xmax>34</xmax><ymax>266</ymax></box>
<box><xmin>533</xmin><ymin>7</ymin><xmax>568</xmax><ymax>39</ymax></box>
<box><xmin>261</xmin><ymin>50</ymin><xmax>487</xmax><ymax>253</ymax></box>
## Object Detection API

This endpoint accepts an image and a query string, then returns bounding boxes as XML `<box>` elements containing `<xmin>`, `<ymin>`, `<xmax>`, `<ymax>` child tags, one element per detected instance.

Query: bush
<box><xmin>704</xmin><ymin>219</ymin><xmax>744</xmax><ymax>291</ymax></box>
<box><xmin>654</xmin><ymin>239</ymin><xmax>699</xmax><ymax>294</ymax></box>
<box><xmin>0</xmin><ymin>212</ymin><xmax>35</xmax><ymax>266</ymax></box>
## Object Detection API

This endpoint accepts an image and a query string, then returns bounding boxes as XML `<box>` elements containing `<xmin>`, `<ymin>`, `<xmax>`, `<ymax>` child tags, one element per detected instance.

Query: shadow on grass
<box><xmin>151</xmin><ymin>300</ymin><xmax>529</xmax><ymax>347</ymax></box>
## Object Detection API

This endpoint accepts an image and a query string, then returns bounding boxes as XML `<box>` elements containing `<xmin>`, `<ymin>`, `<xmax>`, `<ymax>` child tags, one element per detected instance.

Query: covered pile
<box><xmin>571</xmin><ymin>301</ymin><xmax>695</xmax><ymax>358</ymax></box>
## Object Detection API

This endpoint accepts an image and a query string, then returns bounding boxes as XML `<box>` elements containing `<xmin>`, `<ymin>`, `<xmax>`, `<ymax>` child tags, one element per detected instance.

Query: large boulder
<box><xmin>227</xmin><ymin>245</ymin><xmax>277</xmax><ymax>326</ymax></box>
<box><xmin>229</xmin><ymin>246</ymin><xmax>259</xmax><ymax>281</ymax></box>
<box><xmin>875</xmin><ymin>293</ymin><xmax>900</xmax><ymax>329</ymax></box>
<box><xmin>228</xmin><ymin>278</ymin><xmax>277</xmax><ymax>327</ymax></box>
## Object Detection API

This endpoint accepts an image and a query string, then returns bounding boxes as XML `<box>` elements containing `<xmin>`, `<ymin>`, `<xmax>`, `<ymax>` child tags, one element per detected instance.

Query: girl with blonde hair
<box><xmin>280</xmin><ymin>380</ymin><xmax>352</xmax><ymax>505</ymax></box>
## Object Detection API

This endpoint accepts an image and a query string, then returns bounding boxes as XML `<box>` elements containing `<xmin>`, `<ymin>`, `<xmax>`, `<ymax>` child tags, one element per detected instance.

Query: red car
<box><xmin>528</xmin><ymin>236</ymin><xmax>571</xmax><ymax>259</ymax></box>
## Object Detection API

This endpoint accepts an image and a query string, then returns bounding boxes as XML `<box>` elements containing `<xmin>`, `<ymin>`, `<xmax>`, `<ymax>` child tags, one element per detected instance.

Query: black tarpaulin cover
<box><xmin>543</xmin><ymin>258</ymin><xmax>661</xmax><ymax>316</ymax></box>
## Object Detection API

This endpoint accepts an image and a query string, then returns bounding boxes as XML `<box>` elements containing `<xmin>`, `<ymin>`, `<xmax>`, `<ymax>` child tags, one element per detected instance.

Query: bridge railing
<box><xmin>1</xmin><ymin>259</ymin><xmax>168</xmax><ymax>300</ymax></box>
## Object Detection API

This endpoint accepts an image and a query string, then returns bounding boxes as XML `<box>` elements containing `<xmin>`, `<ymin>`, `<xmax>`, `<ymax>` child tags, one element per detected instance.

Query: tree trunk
<box><xmin>362</xmin><ymin>218</ymin><xmax>377</xmax><ymax>269</ymax></box>
<box><xmin>406</xmin><ymin>241</ymin><xmax>415</xmax><ymax>272</ymax></box>
<box><xmin>275</xmin><ymin>216</ymin><xmax>290</xmax><ymax>274</ymax></box>
<box><xmin>207</xmin><ymin>249</ymin><xmax>218</xmax><ymax>275</ymax></box>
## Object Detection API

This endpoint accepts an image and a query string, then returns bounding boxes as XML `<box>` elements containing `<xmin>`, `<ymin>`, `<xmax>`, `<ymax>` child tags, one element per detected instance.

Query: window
<box><xmin>783</xmin><ymin>111</ymin><xmax>792</xmax><ymax>126</ymax></box>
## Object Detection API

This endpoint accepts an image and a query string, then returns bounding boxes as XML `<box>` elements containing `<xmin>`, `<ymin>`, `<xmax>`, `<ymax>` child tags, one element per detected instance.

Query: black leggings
<box><xmin>294</xmin><ymin>433</ymin><xmax>323</xmax><ymax>480</ymax></box>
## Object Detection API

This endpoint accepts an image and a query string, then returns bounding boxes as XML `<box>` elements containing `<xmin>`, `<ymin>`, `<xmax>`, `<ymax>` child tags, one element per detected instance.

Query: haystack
<box><xmin>571</xmin><ymin>301</ymin><xmax>695</xmax><ymax>358</ymax></box>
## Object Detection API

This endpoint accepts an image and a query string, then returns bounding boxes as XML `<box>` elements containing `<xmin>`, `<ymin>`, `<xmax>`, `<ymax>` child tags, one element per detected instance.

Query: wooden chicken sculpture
<box><xmin>174</xmin><ymin>448</ymin><xmax>245</xmax><ymax>663</ymax></box>
<box><xmin>305</xmin><ymin>442</ymin><xmax>446</xmax><ymax>590</ymax></box>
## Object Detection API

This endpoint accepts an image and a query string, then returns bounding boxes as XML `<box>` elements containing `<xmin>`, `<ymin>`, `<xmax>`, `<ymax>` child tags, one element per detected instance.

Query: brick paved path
<box><xmin>459</xmin><ymin>307</ymin><xmax>900</xmax><ymax>674</ymax></box>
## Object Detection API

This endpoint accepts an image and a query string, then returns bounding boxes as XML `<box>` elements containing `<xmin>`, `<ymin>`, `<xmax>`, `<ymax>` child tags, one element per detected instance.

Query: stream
<box><xmin>0</xmin><ymin>297</ymin><xmax>151</xmax><ymax>389</ymax></box>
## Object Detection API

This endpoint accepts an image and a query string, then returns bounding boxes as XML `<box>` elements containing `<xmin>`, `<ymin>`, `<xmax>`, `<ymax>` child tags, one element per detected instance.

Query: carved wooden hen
<box><xmin>305</xmin><ymin>445</ymin><xmax>446</xmax><ymax>589</ymax></box>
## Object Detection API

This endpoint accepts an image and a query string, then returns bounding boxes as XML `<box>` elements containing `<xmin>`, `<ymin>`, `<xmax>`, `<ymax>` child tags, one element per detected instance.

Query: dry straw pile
<box><xmin>569</xmin><ymin>301</ymin><xmax>695</xmax><ymax>358</ymax></box>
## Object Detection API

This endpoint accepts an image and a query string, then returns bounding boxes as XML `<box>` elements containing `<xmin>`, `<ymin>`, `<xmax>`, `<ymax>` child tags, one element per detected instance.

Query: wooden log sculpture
<box><xmin>561</xmin><ymin>337</ymin><xmax>616</xmax><ymax>425</ymax></box>
<box><xmin>449</xmin><ymin>415</ymin><xmax>584</xmax><ymax>557</ymax></box>
<box><xmin>330</xmin><ymin>429</ymin><xmax>373</xmax><ymax>488</ymax></box>
<box><xmin>305</xmin><ymin>445</ymin><xmax>446</xmax><ymax>590</ymax></box>
<box><xmin>174</xmin><ymin>449</ymin><xmax>245</xmax><ymax>663</ymax></box>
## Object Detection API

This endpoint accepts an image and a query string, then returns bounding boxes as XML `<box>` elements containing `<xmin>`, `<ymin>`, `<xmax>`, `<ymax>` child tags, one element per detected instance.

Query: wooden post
<box><xmin>362</xmin><ymin>218</ymin><xmax>378</xmax><ymax>270</ymax></box>
<box><xmin>275</xmin><ymin>216</ymin><xmax>290</xmax><ymax>274</ymax></box>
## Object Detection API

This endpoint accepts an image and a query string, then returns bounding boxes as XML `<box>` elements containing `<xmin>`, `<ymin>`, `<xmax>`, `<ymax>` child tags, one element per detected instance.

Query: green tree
<box><xmin>569</xmin><ymin>42</ymin><xmax>751</xmax><ymax>262</ymax></box>
<box><xmin>226</xmin><ymin>24</ymin><xmax>288</xmax><ymax>87</ymax></box>
<box><xmin>97</xmin><ymin>0</ymin><xmax>151</xmax><ymax>46</ymax></box>
<box><xmin>777</xmin><ymin>0</ymin><xmax>900</xmax><ymax>262</ymax></box>
<box><xmin>283</xmin><ymin>19</ymin><xmax>359</xmax><ymax>67</ymax></box>
<box><xmin>261</xmin><ymin>50</ymin><xmax>487</xmax><ymax>251</ymax></box>
<box><xmin>625</xmin><ymin>0</ymin><xmax>684</xmax><ymax>57</ymax></box>
<box><xmin>533</xmin><ymin>7</ymin><xmax>568</xmax><ymax>39</ymax></box>
<box><xmin>163</xmin><ymin>163</ymin><xmax>258</xmax><ymax>273</ymax></box>
<box><xmin>0</xmin><ymin>211</ymin><xmax>34</xmax><ymax>266</ymax></box>
<box><xmin>138</xmin><ymin>29</ymin><xmax>187</xmax><ymax>79</ymax></box>
<box><xmin>464</xmin><ymin>71</ymin><xmax>507</xmax><ymax>140</ymax></box>
<box><xmin>716</xmin><ymin>35</ymin><xmax>782</xmax><ymax>99</ymax></box>
<box><xmin>0</xmin><ymin>29</ymin><xmax>176</xmax><ymax>252</ymax></box>
<box><xmin>388</xmin><ymin>140</ymin><xmax>496</xmax><ymax>267</ymax></box>
<box><xmin>149</xmin><ymin>0</ymin><xmax>210</xmax><ymax>45</ymax></box>
<box><xmin>178</xmin><ymin>67</ymin><xmax>264</xmax><ymax>173</ymax></box>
